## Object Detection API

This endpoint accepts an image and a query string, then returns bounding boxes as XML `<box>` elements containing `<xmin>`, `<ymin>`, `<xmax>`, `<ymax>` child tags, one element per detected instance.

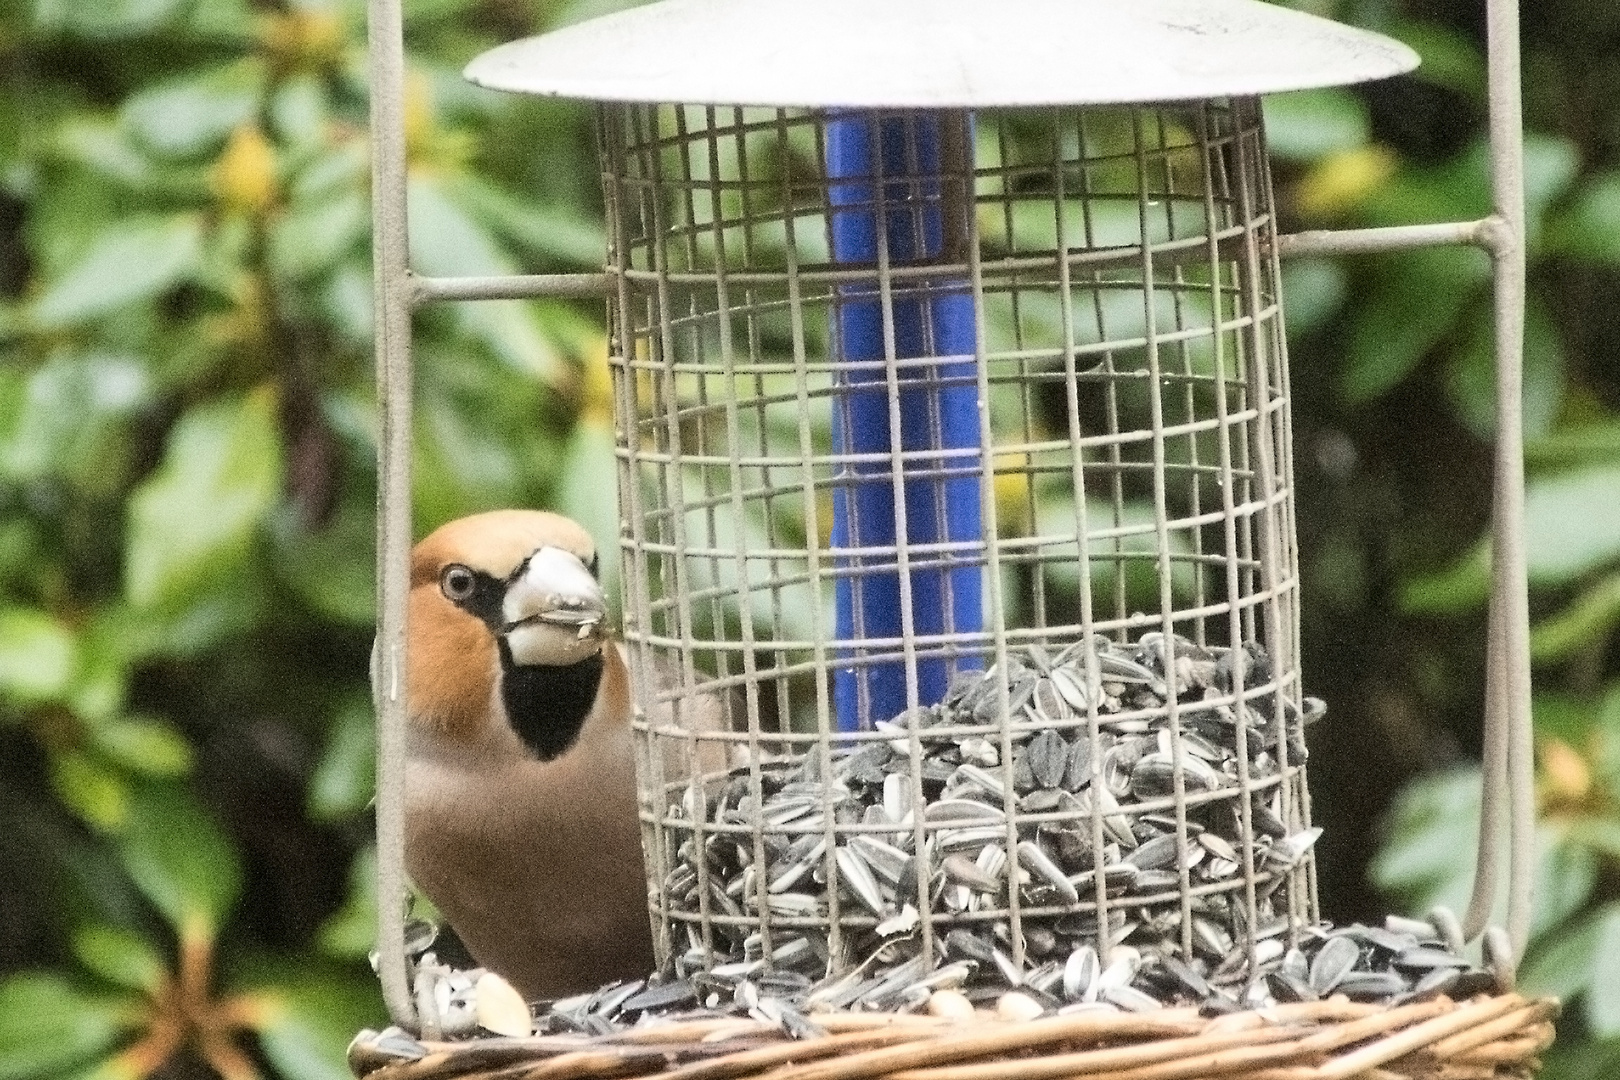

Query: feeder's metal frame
<box><xmin>367</xmin><ymin>0</ymin><xmax>1532</xmax><ymax>1029</ymax></box>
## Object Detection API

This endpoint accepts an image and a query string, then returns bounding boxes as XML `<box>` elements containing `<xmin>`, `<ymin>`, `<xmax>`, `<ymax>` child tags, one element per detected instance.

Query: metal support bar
<box><xmin>412</xmin><ymin>272</ymin><xmax>615</xmax><ymax>303</ymax></box>
<box><xmin>1274</xmin><ymin>220</ymin><xmax>1493</xmax><ymax>258</ymax></box>
<box><xmin>1467</xmin><ymin>0</ymin><xmax>1533</xmax><ymax>964</ymax></box>
<box><xmin>367</xmin><ymin>0</ymin><xmax>417</xmax><ymax>1031</ymax></box>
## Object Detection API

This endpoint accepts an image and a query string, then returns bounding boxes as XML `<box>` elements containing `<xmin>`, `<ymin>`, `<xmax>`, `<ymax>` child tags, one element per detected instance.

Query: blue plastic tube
<box><xmin>828</xmin><ymin>112</ymin><xmax>983</xmax><ymax>732</ymax></box>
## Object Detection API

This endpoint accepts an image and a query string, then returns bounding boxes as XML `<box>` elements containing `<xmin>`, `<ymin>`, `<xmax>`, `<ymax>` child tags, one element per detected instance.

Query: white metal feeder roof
<box><xmin>464</xmin><ymin>0</ymin><xmax>1419</xmax><ymax>109</ymax></box>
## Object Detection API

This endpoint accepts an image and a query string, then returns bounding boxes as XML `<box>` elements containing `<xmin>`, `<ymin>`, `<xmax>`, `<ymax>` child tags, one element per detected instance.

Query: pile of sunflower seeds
<box><xmin>618</xmin><ymin>634</ymin><xmax>1499</xmax><ymax>1024</ymax></box>
<box><xmin>514</xmin><ymin>911</ymin><xmax>1506</xmax><ymax>1036</ymax></box>
<box><xmin>395</xmin><ymin>908</ymin><xmax>1507</xmax><ymax>1040</ymax></box>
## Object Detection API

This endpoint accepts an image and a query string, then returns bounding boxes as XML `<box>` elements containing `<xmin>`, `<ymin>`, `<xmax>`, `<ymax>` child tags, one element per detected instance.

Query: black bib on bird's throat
<box><xmin>498</xmin><ymin>645</ymin><xmax>604</xmax><ymax>761</ymax></box>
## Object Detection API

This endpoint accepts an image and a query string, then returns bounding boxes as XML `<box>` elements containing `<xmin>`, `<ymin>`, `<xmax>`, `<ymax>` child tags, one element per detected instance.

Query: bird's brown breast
<box><xmin>404</xmin><ymin>645</ymin><xmax>654</xmax><ymax>999</ymax></box>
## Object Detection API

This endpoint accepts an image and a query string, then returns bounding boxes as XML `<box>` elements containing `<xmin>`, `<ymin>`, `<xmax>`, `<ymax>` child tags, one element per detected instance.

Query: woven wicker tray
<box><xmin>348</xmin><ymin>991</ymin><xmax>1556</xmax><ymax>1080</ymax></box>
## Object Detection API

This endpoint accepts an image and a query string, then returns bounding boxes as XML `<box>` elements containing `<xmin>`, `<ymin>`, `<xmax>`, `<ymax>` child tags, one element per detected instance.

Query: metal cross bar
<box><xmin>401</xmin><ymin>220</ymin><xmax>1511</xmax><ymax>312</ymax></box>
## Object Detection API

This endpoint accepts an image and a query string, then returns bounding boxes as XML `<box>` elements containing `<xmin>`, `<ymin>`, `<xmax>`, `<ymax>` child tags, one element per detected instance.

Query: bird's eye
<box><xmin>588</xmin><ymin>552</ymin><xmax>600</xmax><ymax>577</ymax></box>
<box><xmin>440</xmin><ymin>564</ymin><xmax>477</xmax><ymax>603</ymax></box>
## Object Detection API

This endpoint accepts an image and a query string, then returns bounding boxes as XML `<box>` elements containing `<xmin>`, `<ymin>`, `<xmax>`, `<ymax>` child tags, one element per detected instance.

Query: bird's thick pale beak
<box><xmin>500</xmin><ymin>547</ymin><xmax>607</xmax><ymax>667</ymax></box>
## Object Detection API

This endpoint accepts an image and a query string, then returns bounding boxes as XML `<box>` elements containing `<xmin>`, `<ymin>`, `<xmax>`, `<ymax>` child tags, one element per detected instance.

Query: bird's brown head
<box><xmin>408</xmin><ymin>510</ymin><xmax>610</xmax><ymax>760</ymax></box>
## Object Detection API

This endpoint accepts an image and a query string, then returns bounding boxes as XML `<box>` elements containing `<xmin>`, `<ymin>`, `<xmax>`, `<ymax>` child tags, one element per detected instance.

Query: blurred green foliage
<box><xmin>0</xmin><ymin>0</ymin><xmax>615</xmax><ymax>1074</ymax></box>
<box><xmin>2</xmin><ymin>0</ymin><xmax>1620</xmax><ymax>1076</ymax></box>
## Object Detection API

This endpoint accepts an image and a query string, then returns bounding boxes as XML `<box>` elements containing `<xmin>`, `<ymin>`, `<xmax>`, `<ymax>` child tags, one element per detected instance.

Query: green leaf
<box><xmin>1569</xmin><ymin>818</ymin><xmax>1620</xmax><ymax>862</ymax></box>
<box><xmin>272</xmin><ymin>496</ymin><xmax>375</xmax><ymax>626</ymax></box>
<box><xmin>556</xmin><ymin>412</ymin><xmax>621</xmax><ymax>607</ymax></box>
<box><xmin>322</xmin><ymin>262</ymin><xmax>374</xmax><ymax>344</ymax></box>
<box><xmin>1341</xmin><ymin>246</ymin><xmax>1489</xmax><ymax>402</ymax></box>
<box><xmin>31</xmin><ymin>215</ymin><xmax>204</xmax><ymax>329</ymax></box>
<box><xmin>1386</xmin><ymin>18</ymin><xmax>1487</xmax><ymax>101</ymax></box>
<box><xmin>33</xmin><ymin>0</ymin><xmax>187</xmax><ymax>37</ymax></box>
<box><xmin>0</xmin><ymin>351</ymin><xmax>151</xmax><ymax>495</ymax></box>
<box><xmin>107</xmin><ymin>586</ymin><xmax>265</xmax><ymax>662</ymax></box>
<box><xmin>269</xmin><ymin>188</ymin><xmax>368</xmax><ymax>281</ymax></box>
<box><xmin>0</xmin><ymin>973</ymin><xmax>130</xmax><ymax>1080</ymax></box>
<box><xmin>408</xmin><ymin>175</ymin><xmax>562</xmax><ymax>382</ymax></box>
<box><xmin>307</xmin><ymin>697</ymin><xmax>375</xmax><ymax>822</ymax></box>
<box><xmin>1522</xmin><ymin>134</ymin><xmax>1581</xmax><ymax>250</ymax></box>
<box><xmin>1540</xmin><ymin>1037</ymin><xmax>1620</xmax><ymax>1080</ymax></box>
<box><xmin>118</xmin><ymin>782</ymin><xmax>241</xmax><ymax>934</ymax></box>
<box><xmin>1599</xmin><ymin>685</ymin><xmax>1620</xmax><ymax>789</ymax></box>
<box><xmin>1546</xmin><ymin>171</ymin><xmax>1620</xmax><ymax>265</ymax></box>
<box><xmin>412</xmin><ymin>382</ymin><xmax>526</xmax><ymax>525</ymax></box>
<box><xmin>120</xmin><ymin>59</ymin><xmax>265</xmax><ymax>160</ymax></box>
<box><xmin>1263</xmin><ymin>88</ymin><xmax>1369</xmax><ymax>161</ymax></box>
<box><xmin>1278</xmin><ymin>257</ymin><xmax>1347</xmax><ymax>335</ymax></box>
<box><xmin>1528</xmin><ymin>419</ymin><xmax>1620</xmax><ymax>470</ymax></box>
<box><xmin>401</xmin><ymin>0</ymin><xmax>486</xmax><ymax>24</ymax></box>
<box><xmin>0</xmin><ymin>607</ymin><xmax>76</xmax><ymax>704</ymax></box>
<box><xmin>1588</xmin><ymin>904</ymin><xmax>1620</xmax><ymax>1036</ymax></box>
<box><xmin>1534</xmin><ymin>829</ymin><xmax>1597</xmax><ymax>938</ymax></box>
<box><xmin>444</xmin><ymin>172</ymin><xmax>606</xmax><ymax>267</ymax></box>
<box><xmin>245</xmin><ymin>970</ymin><xmax>384</xmax><ymax>1080</ymax></box>
<box><xmin>125</xmin><ymin>387</ymin><xmax>282</xmax><ymax>611</ymax></box>
<box><xmin>1523</xmin><ymin>466</ymin><xmax>1620</xmax><ymax>586</ymax></box>
<box><xmin>185</xmin><ymin>0</ymin><xmax>258</xmax><ymax>39</ymax></box>
<box><xmin>49</xmin><ymin>751</ymin><xmax>129</xmax><ymax>833</ymax></box>
<box><xmin>51</xmin><ymin>122</ymin><xmax>162</xmax><ymax>193</ymax></box>
<box><xmin>1399</xmin><ymin>542</ymin><xmax>1490</xmax><ymax>616</ymax></box>
<box><xmin>407</xmin><ymin>173</ymin><xmax>515</xmax><ymax>278</ymax></box>
<box><xmin>1371</xmin><ymin>767</ymin><xmax>1480</xmax><ymax>904</ymax></box>
<box><xmin>71</xmin><ymin>925</ymin><xmax>165</xmax><ymax>993</ymax></box>
<box><xmin>1532</xmin><ymin>571</ymin><xmax>1620</xmax><ymax>662</ymax></box>
<box><xmin>1534</xmin><ymin>691</ymin><xmax>1604</xmax><ymax>746</ymax></box>
<box><xmin>1520</xmin><ymin>903</ymin><xmax>1609</xmax><ymax>1002</ymax></box>
<box><xmin>1445</xmin><ymin>295</ymin><xmax>1565</xmax><ymax>442</ymax></box>
<box><xmin>269</xmin><ymin>75</ymin><xmax>330</xmax><ymax>148</ymax></box>
<box><xmin>315</xmin><ymin>848</ymin><xmax>376</xmax><ymax>959</ymax></box>
<box><xmin>87</xmin><ymin>717</ymin><xmax>193</xmax><ymax>776</ymax></box>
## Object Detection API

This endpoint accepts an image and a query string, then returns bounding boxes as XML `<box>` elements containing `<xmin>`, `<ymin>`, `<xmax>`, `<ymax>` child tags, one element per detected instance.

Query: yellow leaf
<box><xmin>260</xmin><ymin>9</ymin><xmax>346</xmax><ymax>75</ymax></box>
<box><xmin>993</xmin><ymin>453</ymin><xmax>1032</xmax><ymax>535</ymax></box>
<box><xmin>403</xmin><ymin>70</ymin><xmax>435</xmax><ymax>165</ymax></box>
<box><xmin>579</xmin><ymin>338</ymin><xmax>615</xmax><ymax>429</ymax></box>
<box><xmin>1295</xmin><ymin>145</ymin><xmax>1398</xmax><ymax>219</ymax></box>
<box><xmin>212</xmin><ymin>126</ymin><xmax>277</xmax><ymax>217</ymax></box>
<box><xmin>1538</xmin><ymin>735</ymin><xmax>1593</xmax><ymax>815</ymax></box>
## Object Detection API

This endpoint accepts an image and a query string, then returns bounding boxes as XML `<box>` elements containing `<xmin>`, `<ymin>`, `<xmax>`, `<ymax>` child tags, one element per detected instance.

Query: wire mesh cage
<box><xmin>605</xmin><ymin>97</ymin><xmax>1317</xmax><ymax>994</ymax></box>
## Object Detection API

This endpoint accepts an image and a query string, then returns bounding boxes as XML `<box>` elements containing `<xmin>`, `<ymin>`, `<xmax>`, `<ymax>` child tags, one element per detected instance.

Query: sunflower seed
<box><xmin>1017</xmin><ymin>841</ymin><xmax>1078</xmax><ymax>903</ymax></box>
<box><xmin>1102</xmin><ymin>985</ymin><xmax>1164</xmax><ymax>1012</ymax></box>
<box><xmin>850</xmin><ymin>835</ymin><xmax>908</xmax><ymax>884</ymax></box>
<box><xmin>836</xmin><ymin>845</ymin><xmax>887</xmax><ymax>916</ymax></box>
<box><xmin>1028</xmin><ymin>730</ymin><xmax>1069</xmax><ymax>789</ymax></box>
<box><xmin>1393</xmin><ymin>946</ymin><xmax>1472</xmax><ymax>971</ymax></box>
<box><xmin>943</xmin><ymin>853</ymin><xmax>1000</xmax><ymax>893</ymax></box>
<box><xmin>1063</xmin><ymin>945</ymin><xmax>1098</xmax><ymax>1002</ymax></box>
<box><xmin>923</xmin><ymin>798</ymin><xmax>1004</xmax><ymax>824</ymax></box>
<box><xmin>1308</xmin><ymin>935</ymin><xmax>1360</xmax><ymax>994</ymax></box>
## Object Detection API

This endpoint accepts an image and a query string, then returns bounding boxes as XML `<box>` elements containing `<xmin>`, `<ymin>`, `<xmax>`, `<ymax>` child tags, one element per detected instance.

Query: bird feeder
<box><xmin>364</xmin><ymin>0</ymin><xmax>1541</xmax><ymax>1054</ymax></box>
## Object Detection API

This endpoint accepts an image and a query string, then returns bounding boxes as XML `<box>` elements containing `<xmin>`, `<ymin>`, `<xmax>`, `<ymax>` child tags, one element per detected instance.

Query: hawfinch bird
<box><xmin>403</xmin><ymin>510</ymin><xmax>652</xmax><ymax>1000</ymax></box>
